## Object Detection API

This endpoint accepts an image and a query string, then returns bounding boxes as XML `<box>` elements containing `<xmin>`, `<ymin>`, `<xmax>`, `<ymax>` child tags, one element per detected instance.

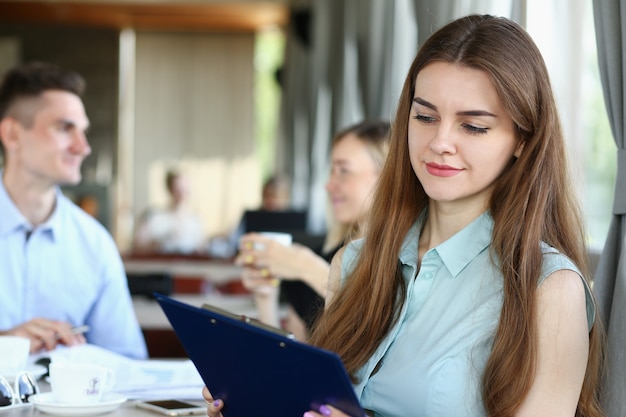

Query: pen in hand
<box><xmin>55</xmin><ymin>325</ymin><xmax>90</xmax><ymax>340</ymax></box>
<box><xmin>70</xmin><ymin>325</ymin><xmax>90</xmax><ymax>336</ymax></box>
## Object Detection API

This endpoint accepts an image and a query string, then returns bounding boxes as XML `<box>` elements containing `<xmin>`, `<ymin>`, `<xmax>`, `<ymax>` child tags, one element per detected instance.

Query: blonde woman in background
<box><xmin>236</xmin><ymin>120</ymin><xmax>390</xmax><ymax>341</ymax></box>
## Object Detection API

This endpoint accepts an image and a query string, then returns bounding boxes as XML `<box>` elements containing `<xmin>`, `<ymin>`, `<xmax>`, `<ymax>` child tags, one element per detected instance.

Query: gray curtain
<box><xmin>279</xmin><ymin>0</ymin><xmax>524</xmax><ymax>233</ymax></box>
<box><xmin>412</xmin><ymin>0</ymin><xmax>524</xmax><ymax>46</ymax></box>
<box><xmin>592</xmin><ymin>1</ymin><xmax>626</xmax><ymax>415</ymax></box>
<box><xmin>278</xmin><ymin>0</ymin><xmax>417</xmax><ymax>232</ymax></box>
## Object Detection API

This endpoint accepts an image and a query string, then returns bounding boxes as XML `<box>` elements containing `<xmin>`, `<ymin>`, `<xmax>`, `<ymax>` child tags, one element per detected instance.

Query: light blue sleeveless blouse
<box><xmin>341</xmin><ymin>212</ymin><xmax>595</xmax><ymax>417</ymax></box>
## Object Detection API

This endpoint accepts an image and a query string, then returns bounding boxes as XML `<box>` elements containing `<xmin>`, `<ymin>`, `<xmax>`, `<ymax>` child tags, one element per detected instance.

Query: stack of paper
<box><xmin>31</xmin><ymin>344</ymin><xmax>205</xmax><ymax>400</ymax></box>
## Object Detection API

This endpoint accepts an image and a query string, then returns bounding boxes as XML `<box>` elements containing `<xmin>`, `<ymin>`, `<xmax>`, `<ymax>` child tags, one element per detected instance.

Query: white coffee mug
<box><xmin>0</xmin><ymin>336</ymin><xmax>30</xmax><ymax>374</ymax></box>
<box><xmin>49</xmin><ymin>362</ymin><xmax>115</xmax><ymax>404</ymax></box>
<box><xmin>255</xmin><ymin>232</ymin><xmax>293</xmax><ymax>249</ymax></box>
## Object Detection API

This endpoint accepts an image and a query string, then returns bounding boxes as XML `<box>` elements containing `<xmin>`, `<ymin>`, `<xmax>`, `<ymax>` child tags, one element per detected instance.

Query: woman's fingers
<box><xmin>206</xmin><ymin>399</ymin><xmax>224</xmax><ymax>417</ymax></box>
<box><xmin>241</xmin><ymin>268</ymin><xmax>280</xmax><ymax>294</ymax></box>
<box><xmin>202</xmin><ymin>386</ymin><xmax>224</xmax><ymax>417</ymax></box>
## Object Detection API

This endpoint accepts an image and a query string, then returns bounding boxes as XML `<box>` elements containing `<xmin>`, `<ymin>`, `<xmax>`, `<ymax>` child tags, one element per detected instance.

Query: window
<box><xmin>527</xmin><ymin>0</ymin><xmax>615</xmax><ymax>251</ymax></box>
<box><xmin>254</xmin><ymin>27</ymin><xmax>285</xmax><ymax>179</ymax></box>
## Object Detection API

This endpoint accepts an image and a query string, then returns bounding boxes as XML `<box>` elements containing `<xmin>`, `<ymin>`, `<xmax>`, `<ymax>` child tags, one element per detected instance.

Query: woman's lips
<box><xmin>425</xmin><ymin>162</ymin><xmax>463</xmax><ymax>177</ymax></box>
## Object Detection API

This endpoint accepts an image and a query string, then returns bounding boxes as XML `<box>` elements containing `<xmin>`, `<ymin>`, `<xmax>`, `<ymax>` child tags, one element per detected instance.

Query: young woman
<box><xmin>236</xmin><ymin>120</ymin><xmax>390</xmax><ymax>340</ymax></box>
<box><xmin>206</xmin><ymin>14</ymin><xmax>605</xmax><ymax>417</ymax></box>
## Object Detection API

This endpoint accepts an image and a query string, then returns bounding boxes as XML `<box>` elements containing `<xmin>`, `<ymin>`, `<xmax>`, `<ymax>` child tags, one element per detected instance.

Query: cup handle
<box><xmin>104</xmin><ymin>369</ymin><xmax>116</xmax><ymax>392</ymax></box>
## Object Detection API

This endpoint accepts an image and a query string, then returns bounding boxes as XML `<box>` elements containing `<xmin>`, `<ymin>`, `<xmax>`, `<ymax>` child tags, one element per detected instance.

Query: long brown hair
<box><xmin>309</xmin><ymin>15</ymin><xmax>604</xmax><ymax>417</ymax></box>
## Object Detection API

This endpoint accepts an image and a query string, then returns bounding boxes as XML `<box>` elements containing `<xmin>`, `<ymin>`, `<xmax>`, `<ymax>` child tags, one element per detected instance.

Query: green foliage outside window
<box><xmin>254</xmin><ymin>28</ymin><xmax>285</xmax><ymax>180</ymax></box>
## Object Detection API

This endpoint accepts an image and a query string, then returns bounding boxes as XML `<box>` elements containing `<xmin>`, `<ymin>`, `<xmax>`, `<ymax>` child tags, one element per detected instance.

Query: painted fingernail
<box><xmin>303</xmin><ymin>413</ymin><xmax>316</xmax><ymax>417</ymax></box>
<box><xmin>319</xmin><ymin>405</ymin><xmax>332</xmax><ymax>416</ymax></box>
<box><xmin>213</xmin><ymin>400</ymin><xmax>221</xmax><ymax>407</ymax></box>
<box><xmin>245</xmin><ymin>255</ymin><xmax>254</xmax><ymax>263</ymax></box>
<box><xmin>245</xmin><ymin>242</ymin><xmax>253</xmax><ymax>250</ymax></box>
<box><xmin>261</xmin><ymin>268</ymin><xmax>269</xmax><ymax>277</ymax></box>
<box><xmin>270</xmin><ymin>278</ymin><xmax>280</xmax><ymax>287</ymax></box>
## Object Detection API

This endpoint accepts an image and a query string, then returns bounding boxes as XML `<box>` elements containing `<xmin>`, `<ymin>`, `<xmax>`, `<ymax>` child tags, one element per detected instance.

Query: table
<box><xmin>11</xmin><ymin>383</ymin><xmax>207</xmax><ymax>417</ymax></box>
<box><xmin>124</xmin><ymin>255</ymin><xmax>288</xmax><ymax>358</ymax></box>
<box><xmin>123</xmin><ymin>257</ymin><xmax>242</xmax><ymax>285</ymax></box>
<box><xmin>132</xmin><ymin>293</ymin><xmax>258</xmax><ymax>358</ymax></box>
<box><xmin>10</xmin><ymin>400</ymin><xmax>207</xmax><ymax>417</ymax></box>
<box><xmin>133</xmin><ymin>294</ymin><xmax>257</xmax><ymax>330</ymax></box>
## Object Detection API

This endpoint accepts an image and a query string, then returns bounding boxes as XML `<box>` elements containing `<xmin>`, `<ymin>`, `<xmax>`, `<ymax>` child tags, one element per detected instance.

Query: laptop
<box><xmin>154</xmin><ymin>294</ymin><xmax>364</xmax><ymax>417</ymax></box>
<box><xmin>242</xmin><ymin>209</ymin><xmax>308</xmax><ymax>234</ymax></box>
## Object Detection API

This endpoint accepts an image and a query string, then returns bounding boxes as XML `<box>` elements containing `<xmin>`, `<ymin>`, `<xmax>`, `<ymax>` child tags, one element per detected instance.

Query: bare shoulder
<box><xmin>535</xmin><ymin>268</ymin><xmax>588</xmax><ymax>337</ymax></box>
<box><xmin>537</xmin><ymin>268</ymin><xmax>586</xmax><ymax>302</ymax></box>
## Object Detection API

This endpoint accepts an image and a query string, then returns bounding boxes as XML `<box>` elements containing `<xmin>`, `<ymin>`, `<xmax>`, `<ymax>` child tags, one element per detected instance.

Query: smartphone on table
<box><xmin>136</xmin><ymin>399</ymin><xmax>206</xmax><ymax>416</ymax></box>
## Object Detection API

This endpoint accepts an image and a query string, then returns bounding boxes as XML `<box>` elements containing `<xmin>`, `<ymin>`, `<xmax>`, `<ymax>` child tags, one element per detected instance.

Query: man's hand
<box><xmin>2</xmin><ymin>318</ymin><xmax>86</xmax><ymax>353</ymax></box>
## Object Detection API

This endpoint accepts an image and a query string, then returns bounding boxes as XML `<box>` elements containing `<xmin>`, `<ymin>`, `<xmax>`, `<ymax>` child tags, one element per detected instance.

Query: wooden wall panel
<box><xmin>133</xmin><ymin>32</ymin><xmax>263</xmax><ymax>240</ymax></box>
<box><xmin>0</xmin><ymin>2</ymin><xmax>289</xmax><ymax>32</ymax></box>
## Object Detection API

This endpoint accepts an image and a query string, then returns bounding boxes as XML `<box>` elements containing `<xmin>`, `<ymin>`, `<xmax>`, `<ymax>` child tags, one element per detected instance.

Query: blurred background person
<box><xmin>207</xmin><ymin>173</ymin><xmax>293</xmax><ymax>258</ymax></box>
<box><xmin>236</xmin><ymin>120</ymin><xmax>390</xmax><ymax>341</ymax></box>
<box><xmin>259</xmin><ymin>174</ymin><xmax>291</xmax><ymax>211</ymax></box>
<box><xmin>133</xmin><ymin>169</ymin><xmax>205</xmax><ymax>255</ymax></box>
<box><xmin>76</xmin><ymin>194</ymin><xmax>100</xmax><ymax>219</ymax></box>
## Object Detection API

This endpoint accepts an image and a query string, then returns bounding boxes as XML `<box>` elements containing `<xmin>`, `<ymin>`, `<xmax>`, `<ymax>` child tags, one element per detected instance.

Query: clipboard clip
<box><xmin>202</xmin><ymin>303</ymin><xmax>295</xmax><ymax>340</ymax></box>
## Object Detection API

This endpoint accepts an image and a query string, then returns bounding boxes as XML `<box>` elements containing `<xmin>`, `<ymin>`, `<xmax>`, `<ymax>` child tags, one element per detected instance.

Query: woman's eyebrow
<box><xmin>413</xmin><ymin>97</ymin><xmax>436</xmax><ymax>111</ymax></box>
<box><xmin>412</xmin><ymin>97</ymin><xmax>497</xmax><ymax>118</ymax></box>
<box><xmin>457</xmin><ymin>109</ymin><xmax>497</xmax><ymax>117</ymax></box>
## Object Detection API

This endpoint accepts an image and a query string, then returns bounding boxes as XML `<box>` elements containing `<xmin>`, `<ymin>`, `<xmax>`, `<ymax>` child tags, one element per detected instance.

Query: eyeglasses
<box><xmin>0</xmin><ymin>372</ymin><xmax>40</xmax><ymax>409</ymax></box>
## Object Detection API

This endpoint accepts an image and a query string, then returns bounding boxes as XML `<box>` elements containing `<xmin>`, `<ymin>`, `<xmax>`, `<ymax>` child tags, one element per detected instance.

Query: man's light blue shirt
<box><xmin>341</xmin><ymin>212</ymin><xmax>595</xmax><ymax>417</ymax></box>
<box><xmin>0</xmin><ymin>176</ymin><xmax>147</xmax><ymax>359</ymax></box>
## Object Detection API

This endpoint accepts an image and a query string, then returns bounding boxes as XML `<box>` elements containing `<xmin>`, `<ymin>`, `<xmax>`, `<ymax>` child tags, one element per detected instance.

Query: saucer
<box><xmin>29</xmin><ymin>392</ymin><xmax>127</xmax><ymax>416</ymax></box>
<box><xmin>0</xmin><ymin>364</ymin><xmax>47</xmax><ymax>382</ymax></box>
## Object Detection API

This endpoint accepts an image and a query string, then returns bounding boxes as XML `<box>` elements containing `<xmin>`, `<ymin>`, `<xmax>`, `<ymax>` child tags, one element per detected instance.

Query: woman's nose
<box><xmin>428</xmin><ymin>126</ymin><xmax>456</xmax><ymax>155</ymax></box>
<box><xmin>325</xmin><ymin>174</ymin><xmax>339</xmax><ymax>193</ymax></box>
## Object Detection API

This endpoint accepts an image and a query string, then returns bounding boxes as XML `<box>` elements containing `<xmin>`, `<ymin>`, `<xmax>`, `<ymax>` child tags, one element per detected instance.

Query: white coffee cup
<box><xmin>49</xmin><ymin>362</ymin><xmax>115</xmax><ymax>404</ymax></box>
<box><xmin>255</xmin><ymin>232</ymin><xmax>293</xmax><ymax>249</ymax></box>
<box><xmin>0</xmin><ymin>336</ymin><xmax>30</xmax><ymax>374</ymax></box>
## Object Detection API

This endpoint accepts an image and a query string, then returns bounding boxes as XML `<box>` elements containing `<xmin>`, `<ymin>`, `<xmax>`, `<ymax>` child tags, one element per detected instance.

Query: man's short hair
<box><xmin>0</xmin><ymin>61</ymin><xmax>85</xmax><ymax>124</ymax></box>
<box><xmin>0</xmin><ymin>61</ymin><xmax>85</xmax><ymax>157</ymax></box>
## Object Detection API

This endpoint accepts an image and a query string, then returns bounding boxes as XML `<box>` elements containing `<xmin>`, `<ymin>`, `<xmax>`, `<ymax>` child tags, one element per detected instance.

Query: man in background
<box><xmin>0</xmin><ymin>61</ymin><xmax>147</xmax><ymax>359</ymax></box>
<box><xmin>259</xmin><ymin>174</ymin><xmax>291</xmax><ymax>211</ymax></box>
<box><xmin>133</xmin><ymin>170</ymin><xmax>205</xmax><ymax>254</ymax></box>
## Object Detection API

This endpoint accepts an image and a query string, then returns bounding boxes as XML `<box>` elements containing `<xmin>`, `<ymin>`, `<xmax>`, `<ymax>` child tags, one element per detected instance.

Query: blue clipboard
<box><xmin>154</xmin><ymin>293</ymin><xmax>365</xmax><ymax>417</ymax></box>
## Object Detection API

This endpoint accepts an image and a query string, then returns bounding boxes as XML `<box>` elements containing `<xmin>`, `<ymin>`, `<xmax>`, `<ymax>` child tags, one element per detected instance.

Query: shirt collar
<box><xmin>399</xmin><ymin>211</ymin><xmax>494</xmax><ymax>278</ymax></box>
<box><xmin>0</xmin><ymin>171</ymin><xmax>62</xmax><ymax>240</ymax></box>
<box><xmin>398</xmin><ymin>219</ymin><xmax>422</xmax><ymax>268</ymax></box>
<box><xmin>0</xmin><ymin>173</ymin><xmax>30</xmax><ymax>236</ymax></box>
<box><xmin>41</xmin><ymin>192</ymin><xmax>62</xmax><ymax>240</ymax></box>
<box><xmin>436</xmin><ymin>211</ymin><xmax>493</xmax><ymax>277</ymax></box>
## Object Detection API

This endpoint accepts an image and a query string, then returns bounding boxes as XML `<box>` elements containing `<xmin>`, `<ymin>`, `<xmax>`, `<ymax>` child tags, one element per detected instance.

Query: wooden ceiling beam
<box><xmin>0</xmin><ymin>2</ymin><xmax>289</xmax><ymax>31</ymax></box>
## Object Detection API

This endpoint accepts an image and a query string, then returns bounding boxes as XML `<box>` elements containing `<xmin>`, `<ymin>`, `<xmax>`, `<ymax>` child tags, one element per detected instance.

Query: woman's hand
<box><xmin>236</xmin><ymin>233</ymin><xmax>309</xmax><ymax>279</ymax></box>
<box><xmin>303</xmin><ymin>405</ymin><xmax>355</xmax><ymax>417</ymax></box>
<box><xmin>202</xmin><ymin>386</ymin><xmax>224</xmax><ymax>417</ymax></box>
<box><xmin>202</xmin><ymin>389</ymin><xmax>358</xmax><ymax>417</ymax></box>
<box><xmin>235</xmin><ymin>233</ymin><xmax>330</xmax><ymax>297</ymax></box>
